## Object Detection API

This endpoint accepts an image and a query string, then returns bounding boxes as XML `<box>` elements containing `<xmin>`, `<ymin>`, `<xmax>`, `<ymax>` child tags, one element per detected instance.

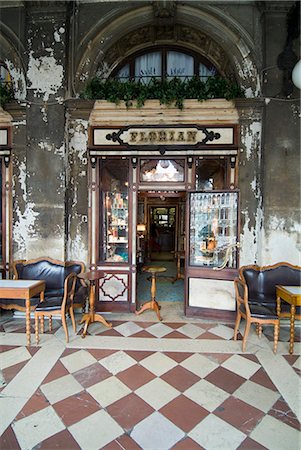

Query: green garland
<box><xmin>81</xmin><ymin>76</ymin><xmax>245</xmax><ymax>109</ymax></box>
<box><xmin>0</xmin><ymin>82</ymin><xmax>14</xmax><ymax>107</ymax></box>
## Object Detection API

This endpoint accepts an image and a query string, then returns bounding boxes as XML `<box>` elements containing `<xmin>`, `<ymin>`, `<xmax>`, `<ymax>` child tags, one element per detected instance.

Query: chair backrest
<box><xmin>13</xmin><ymin>257</ymin><xmax>85</xmax><ymax>293</ymax></box>
<box><xmin>240</xmin><ymin>262</ymin><xmax>301</xmax><ymax>297</ymax></box>
<box><xmin>61</xmin><ymin>272</ymin><xmax>77</xmax><ymax>311</ymax></box>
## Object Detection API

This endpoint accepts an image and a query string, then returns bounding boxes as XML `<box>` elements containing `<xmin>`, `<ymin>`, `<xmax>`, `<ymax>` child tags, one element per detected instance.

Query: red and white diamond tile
<box><xmin>0</xmin><ymin>311</ymin><xmax>300</xmax><ymax>450</ymax></box>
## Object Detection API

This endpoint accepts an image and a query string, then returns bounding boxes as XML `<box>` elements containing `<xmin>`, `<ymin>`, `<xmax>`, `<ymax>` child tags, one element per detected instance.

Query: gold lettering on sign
<box><xmin>128</xmin><ymin>129</ymin><xmax>198</xmax><ymax>144</ymax></box>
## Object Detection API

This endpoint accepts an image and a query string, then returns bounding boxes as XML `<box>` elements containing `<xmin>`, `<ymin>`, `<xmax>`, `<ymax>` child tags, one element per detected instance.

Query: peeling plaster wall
<box><xmin>66</xmin><ymin>117</ymin><xmax>89</xmax><ymax>263</ymax></box>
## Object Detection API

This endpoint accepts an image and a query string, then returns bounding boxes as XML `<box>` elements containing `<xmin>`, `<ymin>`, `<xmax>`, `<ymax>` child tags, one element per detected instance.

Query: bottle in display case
<box><xmin>103</xmin><ymin>192</ymin><xmax>129</xmax><ymax>262</ymax></box>
<box><xmin>189</xmin><ymin>191</ymin><xmax>238</xmax><ymax>268</ymax></box>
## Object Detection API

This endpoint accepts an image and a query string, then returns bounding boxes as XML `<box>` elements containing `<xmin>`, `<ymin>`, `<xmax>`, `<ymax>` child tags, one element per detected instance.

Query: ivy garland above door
<box><xmin>81</xmin><ymin>76</ymin><xmax>245</xmax><ymax>110</ymax></box>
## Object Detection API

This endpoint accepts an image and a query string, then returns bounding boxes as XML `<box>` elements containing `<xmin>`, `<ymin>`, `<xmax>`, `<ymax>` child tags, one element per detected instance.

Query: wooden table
<box><xmin>276</xmin><ymin>285</ymin><xmax>301</xmax><ymax>354</ymax></box>
<box><xmin>135</xmin><ymin>266</ymin><xmax>166</xmax><ymax>321</ymax></box>
<box><xmin>0</xmin><ymin>280</ymin><xmax>45</xmax><ymax>346</ymax></box>
<box><xmin>78</xmin><ymin>270</ymin><xmax>112</xmax><ymax>338</ymax></box>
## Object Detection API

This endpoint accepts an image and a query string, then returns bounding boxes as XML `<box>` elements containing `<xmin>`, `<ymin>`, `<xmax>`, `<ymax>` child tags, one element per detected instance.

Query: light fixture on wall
<box><xmin>137</xmin><ymin>223</ymin><xmax>146</xmax><ymax>233</ymax></box>
<box><xmin>292</xmin><ymin>60</ymin><xmax>301</xmax><ymax>89</ymax></box>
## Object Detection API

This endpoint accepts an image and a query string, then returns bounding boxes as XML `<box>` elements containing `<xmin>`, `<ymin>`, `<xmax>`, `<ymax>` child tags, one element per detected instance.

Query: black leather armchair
<box><xmin>0</xmin><ymin>257</ymin><xmax>88</xmax><ymax>312</ymax></box>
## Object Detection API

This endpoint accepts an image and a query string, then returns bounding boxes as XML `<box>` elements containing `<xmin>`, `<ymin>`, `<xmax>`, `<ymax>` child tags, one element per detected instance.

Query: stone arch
<box><xmin>0</xmin><ymin>22</ymin><xmax>26</xmax><ymax>101</ymax></box>
<box><xmin>74</xmin><ymin>3</ymin><xmax>261</xmax><ymax>97</ymax></box>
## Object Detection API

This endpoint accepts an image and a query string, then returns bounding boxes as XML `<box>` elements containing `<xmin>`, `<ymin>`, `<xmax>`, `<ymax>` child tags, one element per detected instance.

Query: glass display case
<box><xmin>99</xmin><ymin>159</ymin><xmax>129</xmax><ymax>263</ymax></box>
<box><xmin>102</xmin><ymin>192</ymin><xmax>129</xmax><ymax>262</ymax></box>
<box><xmin>189</xmin><ymin>191</ymin><xmax>238</xmax><ymax>268</ymax></box>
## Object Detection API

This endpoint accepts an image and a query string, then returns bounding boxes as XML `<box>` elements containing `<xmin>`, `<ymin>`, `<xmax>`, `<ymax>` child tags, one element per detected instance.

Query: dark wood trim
<box><xmin>239</xmin><ymin>262</ymin><xmax>301</xmax><ymax>283</ymax></box>
<box><xmin>186</xmin><ymin>305</ymin><xmax>236</xmax><ymax>322</ymax></box>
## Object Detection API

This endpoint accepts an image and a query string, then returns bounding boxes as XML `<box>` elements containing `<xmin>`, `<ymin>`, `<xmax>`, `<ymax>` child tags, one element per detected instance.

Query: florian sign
<box><xmin>92</xmin><ymin>125</ymin><xmax>235</xmax><ymax>148</ymax></box>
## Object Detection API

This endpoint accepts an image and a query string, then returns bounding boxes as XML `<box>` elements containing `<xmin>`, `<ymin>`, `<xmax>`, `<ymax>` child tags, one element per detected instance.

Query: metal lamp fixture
<box><xmin>292</xmin><ymin>60</ymin><xmax>301</xmax><ymax>89</ymax></box>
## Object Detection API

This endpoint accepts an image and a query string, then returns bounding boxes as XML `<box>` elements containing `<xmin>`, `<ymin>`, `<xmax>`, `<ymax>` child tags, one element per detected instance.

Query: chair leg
<box><xmin>273</xmin><ymin>322</ymin><xmax>279</xmax><ymax>354</ymax></box>
<box><xmin>233</xmin><ymin>311</ymin><xmax>241</xmax><ymax>340</ymax></box>
<box><xmin>258</xmin><ymin>324</ymin><xmax>262</xmax><ymax>338</ymax></box>
<box><xmin>242</xmin><ymin>320</ymin><xmax>251</xmax><ymax>352</ymax></box>
<box><xmin>49</xmin><ymin>315</ymin><xmax>52</xmax><ymax>332</ymax></box>
<box><xmin>70</xmin><ymin>306</ymin><xmax>76</xmax><ymax>333</ymax></box>
<box><xmin>41</xmin><ymin>316</ymin><xmax>45</xmax><ymax>334</ymax></box>
<box><xmin>61</xmin><ymin>313</ymin><xmax>69</xmax><ymax>343</ymax></box>
<box><xmin>35</xmin><ymin>314</ymin><xmax>40</xmax><ymax>345</ymax></box>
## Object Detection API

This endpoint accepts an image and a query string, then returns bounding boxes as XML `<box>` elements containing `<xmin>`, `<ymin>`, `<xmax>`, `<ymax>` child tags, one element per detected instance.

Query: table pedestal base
<box><xmin>135</xmin><ymin>300</ymin><xmax>162</xmax><ymax>321</ymax></box>
<box><xmin>80</xmin><ymin>312</ymin><xmax>112</xmax><ymax>338</ymax></box>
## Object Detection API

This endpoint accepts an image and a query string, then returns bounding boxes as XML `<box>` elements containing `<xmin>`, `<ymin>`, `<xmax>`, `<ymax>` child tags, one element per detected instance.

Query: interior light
<box><xmin>292</xmin><ymin>60</ymin><xmax>301</xmax><ymax>89</ymax></box>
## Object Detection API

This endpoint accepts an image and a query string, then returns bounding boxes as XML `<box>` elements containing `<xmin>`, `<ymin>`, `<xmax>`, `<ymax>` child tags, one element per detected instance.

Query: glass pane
<box><xmin>195</xmin><ymin>159</ymin><xmax>228</xmax><ymax>190</ymax></box>
<box><xmin>140</xmin><ymin>159</ymin><xmax>185</xmax><ymax>182</ymax></box>
<box><xmin>189</xmin><ymin>192</ymin><xmax>238</xmax><ymax>268</ymax></box>
<box><xmin>199</xmin><ymin>63</ymin><xmax>217</xmax><ymax>82</ymax></box>
<box><xmin>135</xmin><ymin>52</ymin><xmax>161</xmax><ymax>84</ymax></box>
<box><xmin>167</xmin><ymin>51</ymin><xmax>194</xmax><ymax>80</ymax></box>
<box><xmin>116</xmin><ymin>64</ymin><xmax>130</xmax><ymax>82</ymax></box>
<box><xmin>99</xmin><ymin>159</ymin><xmax>129</xmax><ymax>263</ymax></box>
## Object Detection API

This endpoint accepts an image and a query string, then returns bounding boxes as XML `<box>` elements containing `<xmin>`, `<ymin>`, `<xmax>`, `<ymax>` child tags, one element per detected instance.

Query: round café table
<box><xmin>135</xmin><ymin>265</ymin><xmax>166</xmax><ymax>321</ymax></box>
<box><xmin>78</xmin><ymin>270</ymin><xmax>112</xmax><ymax>338</ymax></box>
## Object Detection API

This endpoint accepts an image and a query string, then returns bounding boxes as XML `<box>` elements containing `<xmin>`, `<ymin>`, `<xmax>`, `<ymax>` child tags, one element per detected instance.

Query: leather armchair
<box><xmin>0</xmin><ymin>257</ymin><xmax>88</xmax><ymax>312</ymax></box>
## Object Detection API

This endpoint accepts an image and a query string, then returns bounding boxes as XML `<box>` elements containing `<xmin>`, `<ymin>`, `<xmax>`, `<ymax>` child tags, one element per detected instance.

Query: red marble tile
<box><xmin>61</xmin><ymin>348</ymin><xmax>80</xmax><ymax>357</ymax></box>
<box><xmin>160</xmin><ymin>395</ymin><xmax>209</xmax><ymax>433</ymax></box>
<box><xmin>164</xmin><ymin>352</ymin><xmax>193</xmax><ymax>363</ymax></box>
<box><xmin>15</xmin><ymin>389</ymin><xmax>49</xmax><ymax>420</ymax></box>
<box><xmin>26</xmin><ymin>346</ymin><xmax>40</xmax><ymax>357</ymax></box>
<box><xmin>86</xmin><ymin>348</ymin><xmax>118</xmax><ymax>360</ymax></box>
<box><xmin>173</xmin><ymin>437</ymin><xmax>205</xmax><ymax>449</ymax></box>
<box><xmin>163</xmin><ymin>322</ymin><xmax>186</xmax><ymax>329</ymax></box>
<box><xmin>239</xmin><ymin>353</ymin><xmax>260</xmax><ymax>364</ymax></box>
<box><xmin>130</xmin><ymin>330</ymin><xmax>154</xmax><ymax>338</ymax></box>
<box><xmin>249</xmin><ymin>367</ymin><xmax>278</xmax><ymax>392</ymax></box>
<box><xmin>107</xmin><ymin>393</ymin><xmax>154</xmax><ymax>430</ymax></box>
<box><xmin>133</xmin><ymin>321</ymin><xmax>154</xmax><ymax>329</ymax></box>
<box><xmin>197</xmin><ymin>331</ymin><xmax>223</xmax><ymax>340</ymax></box>
<box><xmin>237</xmin><ymin>436</ymin><xmax>268</xmax><ymax>449</ymax></box>
<box><xmin>38</xmin><ymin>429</ymin><xmax>81</xmax><ymax>449</ymax></box>
<box><xmin>103</xmin><ymin>434</ymin><xmax>142</xmax><ymax>450</ymax></box>
<box><xmin>124</xmin><ymin>350</ymin><xmax>155</xmax><ymax>361</ymax></box>
<box><xmin>203</xmin><ymin>353</ymin><xmax>232</xmax><ymax>364</ymax></box>
<box><xmin>42</xmin><ymin>360</ymin><xmax>69</xmax><ymax>384</ymax></box>
<box><xmin>282</xmin><ymin>354</ymin><xmax>299</xmax><ymax>366</ymax></box>
<box><xmin>268</xmin><ymin>397</ymin><xmax>301</xmax><ymax>431</ymax></box>
<box><xmin>116</xmin><ymin>364</ymin><xmax>155</xmax><ymax>390</ymax></box>
<box><xmin>161</xmin><ymin>365</ymin><xmax>199</xmax><ymax>392</ymax></box>
<box><xmin>164</xmin><ymin>330</ymin><xmax>188</xmax><ymax>339</ymax></box>
<box><xmin>0</xmin><ymin>345</ymin><xmax>18</xmax><ymax>353</ymax></box>
<box><xmin>73</xmin><ymin>362</ymin><xmax>111</xmax><ymax>388</ymax></box>
<box><xmin>2</xmin><ymin>360</ymin><xmax>28</xmax><ymax>385</ymax></box>
<box><xmin>0</xmin><ymin>426</ymin><xmax>21</xmax><ymax>450</ymax></box>
<box><xmin>214</xmin><ymin>396</ymin><xmax>264</xmax><ymax>434</ymax></box>
<box><xmin>52</xmin><ymin>391</ymin><xmax>101</xmax><ymax>426</ymax></box>
<box><xmin>205</xmin><ymin>367</ymin><xmax>246</xmax><ymax>394</ymax></box>
<box><xmin>99</xmin><ymin>328</ymin><xmax>123</xmax><ymax>337</ymax></box>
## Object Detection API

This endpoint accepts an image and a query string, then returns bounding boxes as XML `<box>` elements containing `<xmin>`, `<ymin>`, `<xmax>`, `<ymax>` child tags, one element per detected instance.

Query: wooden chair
<box><xmin>233</xmin><ymin>277</ymin><xmax>279</xmax><ymax>353</ymax></box>
<box><xmin>35</xmin><ymin>272</ymin><xmax>77</xmax><ymax>344</ymax></box>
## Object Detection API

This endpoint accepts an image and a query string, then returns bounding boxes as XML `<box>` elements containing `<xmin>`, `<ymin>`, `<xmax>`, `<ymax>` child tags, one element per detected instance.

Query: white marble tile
<box><xmin>250</xmin><ymin>414</ymin><xmax>300</xmax><ymax>450</ymax></box>
<box><xmin>69</xmin><ymin>409</ymin><xmax>123</xmax><ymax>450</ymax></box>
<box><xmin>233</xmin><ymin>380</ymin><xmax>280</xmax><ymax>413</ymax></box>
<box><xmin>87</xmin><ymin>376</ymin><xmax>131</xmax><ymax>407</ymax></box>
<box><xmin>135</xmin><ymin>378</ymin><xmax>179</xmax><ymax>410</ymax></box>
<box><xmin>131</xmin><ymin>411</ymin><xmax>185</xmax><ymax>449</ymax></box>
<box><xmin>99</xmin><ymin>350</ymin><xmax>136</xmax><ymax>375</ymax></box>
<box><xmin>139</xmin><ymin>352</ymin><xmax>177</xmax><ymax>376</ymax></box>
<box><xmin>60</xmin><ymin>349</ymin><xmax>97</xmax><ymax>373</ymax></box>
<box><xmin>189</xmin><ymin>414</ymin><xmax>246</xmax><ymax>449</ymax></box>
<box><xmin>41</xmin><ymin>374</ymin><xmax>83</xmax><ymax>404</ymax></box>
<box><xmin>177</xmin><ymin>323</ymin><xmax>205</xmax><ymax>338</ymax></box>
<box><xmin>0</xmin><ymin>346</ymin><xmax>31</xmax><ymax>370</ymax></box>
<box><xmin>221</xmin><ymin>354</ymin><xmax>261</xmax><ymax>379</ymax></box>
<box><xmin>0</xmin><ymin>339</ymin><xmax>65</xmax><ymax>436</ymax></box>
<box><xmin>293</xmin><ymin>356</ymin><xmax>301</xmax><ymax>371</ymax></box>
<box><xmin>146</xmin><ymin>322</ymin><xmax>173</xmax><ymax>337</ymax></box>
<box><xmin>209</xmin><ymin>324</ymin><xmax>235</xmax><ymax>340</ymax></box>
<box><xmin>257</xmin><ymin>349</ymin><xmax>301</xmax><ymax>421</ymax></box>
<box><xmin>180</xmin><ymin>353</ymin><xmax>218</xmax><ymax>378</ymax></box>
<box><xmin>12</xmin><ymin>406</ymin><xmax>65</xmax><ymax>450</ymax></box>
<box><xmin>113</xmin><ymin>321</ymin><xmax>143</xmax><ymax>336</ymax></box>
<box><xmin>184</xmin><ymin>379</ymin><xmax>229</xmax><ymax>412</ymax></box>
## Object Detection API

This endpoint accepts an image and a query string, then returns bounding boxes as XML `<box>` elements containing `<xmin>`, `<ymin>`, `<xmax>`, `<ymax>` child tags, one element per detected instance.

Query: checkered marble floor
<box><xmin>0</xmin><ymin>310</ymin><xmax>300</xmax><ymax>450</ymax></box>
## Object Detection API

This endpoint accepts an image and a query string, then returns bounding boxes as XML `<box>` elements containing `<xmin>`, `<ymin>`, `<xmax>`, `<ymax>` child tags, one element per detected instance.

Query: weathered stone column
<box><xmin>16</xmin><ymin>2</ymin><xmax>69</xmax><ymax>259</ymax></box>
